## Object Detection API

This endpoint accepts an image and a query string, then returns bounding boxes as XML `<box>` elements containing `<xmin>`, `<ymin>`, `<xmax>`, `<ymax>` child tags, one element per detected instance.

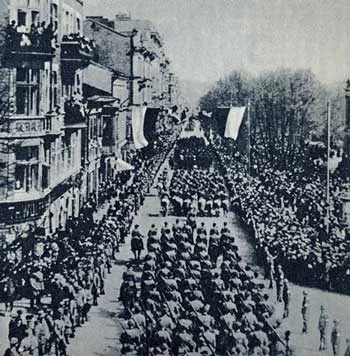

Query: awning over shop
<box><xmin>88</xmin><ymin>95</ymin><xmax>118</xmax><ymax>109</ymax></box>
<box><xmin>19</xmin><ymin>138</ymin><xmax>43</xmax><ymax>147</ymax></box>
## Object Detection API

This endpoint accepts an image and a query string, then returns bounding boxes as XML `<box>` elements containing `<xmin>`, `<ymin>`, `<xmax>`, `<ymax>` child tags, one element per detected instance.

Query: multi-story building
<box><xmin>0</xmin><ymin>0</ymin><xmax>96</xmax><ymax>239</ymax></box>
<box><xmin>83</xmin><ymin>60</ymin><xmax>130</xmax><ymax>180</ymax></box>
<box><xmin>84</xmin><ymin>13</ymin><xmax>179</xmax><ymax>151</ymax></box>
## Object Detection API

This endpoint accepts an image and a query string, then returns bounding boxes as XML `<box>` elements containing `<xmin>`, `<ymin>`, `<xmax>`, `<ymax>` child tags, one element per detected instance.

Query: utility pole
<box><xmin>248</xmin><ymin>101</ymin><xmax>251</xmax><ymax>189</ymax></box>
<box><xmin>326</xmin><ymin>101</ymin><xmax>331</xmax><ymax>235</ymax></box>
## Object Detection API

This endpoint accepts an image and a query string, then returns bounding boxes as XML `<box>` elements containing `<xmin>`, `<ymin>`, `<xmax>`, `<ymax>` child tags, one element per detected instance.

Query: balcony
<box><xmin>61</xmin><ymin>34</ymin><xmax>96</xmax><ymax>68</ymax></box>
<box><xmin>3</xmin><ymin>24</ymin><xmax>55</xmax><ymax>69</ymax></box>
<box><xmin>63</xmin><ymin>97</ymin><xmax>87</xmax><ymax>129</ymax></box>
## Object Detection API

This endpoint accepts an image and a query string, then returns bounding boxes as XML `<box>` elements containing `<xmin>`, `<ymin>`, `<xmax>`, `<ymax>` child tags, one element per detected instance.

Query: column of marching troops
<box><xmin>120</xmin><ymin>214</ymin><xmax>289</xmax><ymax>356</ymax></box>
<box><xmin>119</xmin><ymin>131</ymin><xmax>286</xmax><ymax>356</ymax></box>
<box><xmin>2</xmin><ymin>128</ymin><xmax>180</xmax><ymax>356</ymax></box>
<box><xmin>120</xmin><ymin>122</ymin><xmax>350</xmax><ymax>356</ymax></box>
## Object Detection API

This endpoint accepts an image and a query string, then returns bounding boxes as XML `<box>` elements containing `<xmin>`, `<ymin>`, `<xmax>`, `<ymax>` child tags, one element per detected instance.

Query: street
<box><xmin>64</xmin><ymin>126</ymin><xmax>350</xmax><ymax>356</ymax></box>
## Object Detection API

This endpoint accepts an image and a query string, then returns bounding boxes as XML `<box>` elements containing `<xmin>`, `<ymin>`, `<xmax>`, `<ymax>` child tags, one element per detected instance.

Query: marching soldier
<box><xmin>208</xmin><ymin>223</ymin><xmax>220</xmax><ymax>264</ymax></box>
<box><xmin>130</xmin><ymin>225</ymin><xmax>144</xmax><ymax>261</ymax></box>
<box><xmin>275</xmin><ymin>264</ymin><xmax>284</xmax><ymax>302</ymax></box>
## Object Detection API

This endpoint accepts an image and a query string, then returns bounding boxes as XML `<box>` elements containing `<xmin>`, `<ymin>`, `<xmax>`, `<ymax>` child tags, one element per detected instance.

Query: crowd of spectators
<box><xmin>61</xmin><ymin>33</ymin><xmax>96</xmax><ymax>56</ymax></box>
<box><xmin>211</xmin><ymin>134</ymin><xmax>350</xmax><ymax>294</ymax></box>
<box><xmin>0</xmin><ymin>126</ymin><xmax>180</xmax><ymax>356</ymax></box>
<box><xmin>5</xmin><ymin>20</ymin><xmax>56</xmax><ymax>52</ymax></box>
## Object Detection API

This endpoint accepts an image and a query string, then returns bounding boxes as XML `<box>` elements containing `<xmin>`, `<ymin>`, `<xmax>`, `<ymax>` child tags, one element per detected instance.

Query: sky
<box><xmin>85</xmin><ymin>0</ymin><xmax>350</xmax><ymax>85</ymax></box>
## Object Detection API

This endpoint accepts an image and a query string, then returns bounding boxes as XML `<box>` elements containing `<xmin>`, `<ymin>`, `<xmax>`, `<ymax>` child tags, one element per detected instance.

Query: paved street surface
<box><xmin>1</xmin><ymin>131</ymin><xmax>350</xmax><ymax>356</ymax></box>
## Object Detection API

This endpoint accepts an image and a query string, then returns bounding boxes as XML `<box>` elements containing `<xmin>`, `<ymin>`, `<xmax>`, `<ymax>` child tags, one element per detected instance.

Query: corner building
<box><xmin>0</xmin><ymin>0</ymin><xmax>97</xmax><ymax>239</ymax></box>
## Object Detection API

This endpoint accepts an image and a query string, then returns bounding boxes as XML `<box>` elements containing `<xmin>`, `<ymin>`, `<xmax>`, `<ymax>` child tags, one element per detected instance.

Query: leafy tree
<box><xmin>199</xmin><ymin>70</ymin><xmax>253</xmax><ymax>111</ymax></box>
<box><xmin>200</xmin><ymin>68</ymin><xmax>331</xmax><ymax>166</ymax></box>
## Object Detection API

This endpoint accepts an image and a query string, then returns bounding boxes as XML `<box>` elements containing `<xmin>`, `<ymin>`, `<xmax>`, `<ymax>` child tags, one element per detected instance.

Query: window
<box><xmin>31</xmin><ymin>11</ymin><xmax>39</xmax><ymax>25</ymax></box>
<box><xmin>76</xmin><ymin>73</ymin><xmax>80</xmax><ymax>86</ymax></box>
<box><xmin>17</xmin><ymin>10</ymin><xmax>27</xmax><ymax>27</ymax></box>
<box><xmin>16</xmin><ymin>146</ymin><xmax>39</xmax><ymax>161</ymax></box>
<box><xmin>52</xmin><ymin>70</ymin><xmax>58</xmax><ymax>107</ymax></box>
<box><xmin>76</xmin><ymin>18</ymin><xmax>81</xmax><ymax>34</ymax></box>
<box><xmin>126</xmin><ymin>121</ymin><xmax>132</xmax><ymax>139</ymax></box>
<box><xmin>16</xmin><ymin>69</ymin><xmax>40</xmax><ymax>116</ymax></box>
<box><xmin>65</xmin><ymin>11</ymin><xmax>69</xmax><ymax>35</ymax></box>
<box><xmin>42</xmin><ymin>166</ymin><xmax>49</xmax><ymax>189</ymax></box>
<box><xmin>62</xmin><ymin>84</ymin><xmax>73</xmax><ymax>98</ymax></box>
<box><xmin>51</xmin><ymin>4</ymin><xmax>58</xmax><ymax>33</ymax></box>
<box><xmin>15</xmin><ymin>165</ymin><xmax>25</xmax><ymax>190</ymax></box>
<box><xmin>14</xmin><ymin>164</ymin><xmax>38</xmax><ymax>192</ymax></box>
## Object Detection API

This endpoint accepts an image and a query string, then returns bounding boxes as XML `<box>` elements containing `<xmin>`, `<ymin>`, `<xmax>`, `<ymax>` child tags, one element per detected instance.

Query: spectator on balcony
<box><xmin>5</xmin><ymin>21</ymin><xmax>17</xmax><ymax>45</ymax></box>
<box><xmin>29</xmin><ymin>24</ymin><xmax>39</xmax><ymax>48</ymax></box>
<box><xmin>37</xmin><ymin>22</ymin><xmax>45</xmax><ymax>36</ymax></box>
<box><xmin>19</xmin><ymin>33</ymin><xmax>31</xmax><ymax>48</ymax></box>
<box><xmin>43</xmin><ymin>22</ymin><xmax>54</xmax><ymax>50</ymax></box>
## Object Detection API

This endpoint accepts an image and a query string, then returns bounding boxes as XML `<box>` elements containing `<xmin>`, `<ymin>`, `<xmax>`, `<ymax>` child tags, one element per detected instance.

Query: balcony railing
<box><xmin>3</xmin><ymin>23</ymin><xmax>55</xmax><ymax>68</ymax></box>
<box><xmin>61</xmin><ymin>33</ymin><xmax>96</xmax><ymax>67</ymax></box>
<box><xmin>63</xmin><ymin>97</ymin><xmax>87</xmax><ymax>128</ymax></box>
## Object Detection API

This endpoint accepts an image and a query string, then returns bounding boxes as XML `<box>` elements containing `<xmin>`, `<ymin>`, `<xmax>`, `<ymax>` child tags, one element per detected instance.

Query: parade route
<box><xmin>1</xmin><ymin>2</ymin><xmax>350</xmax><ymax>356</ymax></box>
<box><xmin>67</xmin><ymin>127</ymin><xmax>350</xmax><ymax>356</ymax></box>
<box><xmin>64</xmin><ymin>126</ymin><xmax>350</xmax><ymax>356</ymax></box>
<box><xmin>1</xmin><ymin>125</ymin><xmax>349</xmax><ymax>356</ymax></box>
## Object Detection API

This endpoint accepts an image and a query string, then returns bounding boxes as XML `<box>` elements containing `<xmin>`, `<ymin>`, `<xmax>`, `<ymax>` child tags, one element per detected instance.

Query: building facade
<box><xmin>0</xmin><ymin>4</ymin><xmax>180</xmax><ymax>240</ymax></box>
<box><xmin>84</xmin><ymin>13</ymin><xmax>179</xmax><ymax>151</ymax></box>
<box><xmin>0</xmin><ymin>0</ymin><xmax>97</xmax><ymax>238</ymax></box>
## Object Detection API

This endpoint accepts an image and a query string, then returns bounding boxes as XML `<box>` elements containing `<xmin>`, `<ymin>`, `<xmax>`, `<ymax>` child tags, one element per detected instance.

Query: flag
<box><xmin>132</xmin><ymin>106</ymin><xmax>162</xmax><ymax>149</ymax></box>
<box><xmin>215</xmin><ymin>107</ymin><xmax>246</xmax><ymax>140</ymax></box>
<box><xmin>132</xmin><ymin>106</ymin><xmax>148</xmax><ymax>149</ymax></box>
<box><xmin>143</xmin><ymin>108</ymin><xmax>161</xmax><ymax>142</ymax></box>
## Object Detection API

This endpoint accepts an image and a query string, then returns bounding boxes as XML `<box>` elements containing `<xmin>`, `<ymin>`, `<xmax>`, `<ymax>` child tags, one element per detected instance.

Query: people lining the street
<box><xmin>2</xmin><ymin>116</ymin><xmax>350</xmax><ymax>356</ymax></box>
<box><xmin>209</xmin><ymin>133</ymin><xmax>350</xmax><ymax>295</ymax></box>
<box><xmin>0</xmin><ymin>125</ymin><xmax>180</xmax><ymax>356</ymax></box>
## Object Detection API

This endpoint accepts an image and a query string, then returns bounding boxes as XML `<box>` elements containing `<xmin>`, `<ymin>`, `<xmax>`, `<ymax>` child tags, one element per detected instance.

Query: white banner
<box><xmin>224</xmin><ymin>106</ymin><xmax>246</xmax><ymax>140</ymax></box>
<box><xmin>132</xmin><ymin>106</ymin><xmax>148</xmax><ymax>149</ymax></box>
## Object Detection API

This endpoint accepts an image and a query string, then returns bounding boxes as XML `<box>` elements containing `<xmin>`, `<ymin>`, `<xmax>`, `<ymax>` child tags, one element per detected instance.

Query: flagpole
<box><xmin>248</xmin><ymin>101</ymin><xmax>251</xmax><ymax>189</ymax></box>
<box><xmin>326</xmin><ymin>101</ymin><xmax>331</xmax><ymax>235</ymax></box>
